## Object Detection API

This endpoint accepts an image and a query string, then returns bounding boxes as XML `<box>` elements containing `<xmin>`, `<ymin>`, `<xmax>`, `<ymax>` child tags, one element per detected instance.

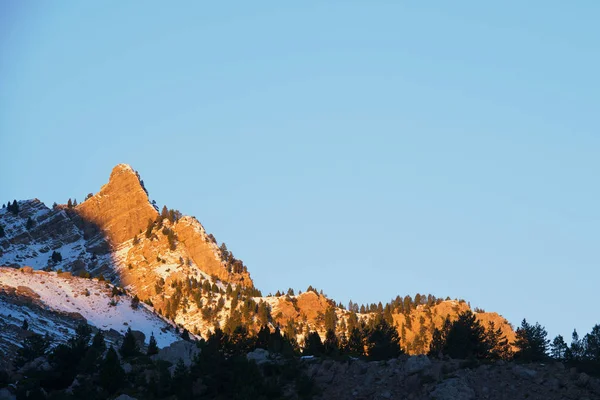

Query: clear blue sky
<box><xmin>1</xmin><ymin>1</ymin><xmax>598</xmax><ymax>340</ymax></box>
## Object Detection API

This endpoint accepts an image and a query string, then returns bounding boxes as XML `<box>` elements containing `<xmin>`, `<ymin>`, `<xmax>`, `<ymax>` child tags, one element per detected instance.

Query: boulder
<box><xmin>512</xmin><ymin>366</ymin><xmax>537</xmax><ymax>380</ymax></box>
<box><xmin>405</xmin><ymin>354</ymin><xmax>432</xmax><ymax>375</ymax></box>
<box><xmin>577</xmin><ymin>372</ymin><xmax>590</xmax><ymax>387</ymax></box>
<box><xmin>0</xmin><ymin>388</ymin><xmax>15</xmax><ymax>400</ymax></box>
<box><xmin>131</xmin><ymin>330</ymin><xmax>146</xmax><ymax>346</ymax></box>
<box><xmin>246</xmin><ymin>348</ymin><xmax>271</xmax><ymax>365</ymax></box>
<box><xmin>152</xmin><ymin>340</ymin><xmax>199</xmax><ymax>367</ymax></box>
<box><xmin>430</xmin><ymin>377</ymin><xmax>475</xmax><ymax>400</ymax></box>
<box><xmin>114</xmin><ymin>395</ymin><xmax>137</xmax><ymax>400</ymax></box>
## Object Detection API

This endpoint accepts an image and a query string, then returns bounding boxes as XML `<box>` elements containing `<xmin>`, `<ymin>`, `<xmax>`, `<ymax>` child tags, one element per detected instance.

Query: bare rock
<box><xmin>512</xmin><ymin>365</ymin><xmax>537</xmax><ymax>380</ymax></box>
<box><xmin>0</xmin><ymin>388</ymin><xmax>15</xmax><ymax>400</ymax></box>
<box><xmin>130</xmin><ymin>330</ymin><xmax>145</xmax><ymax>346</ymax></box>
<box><xmin>405</xmin><ymin>354</ymin><xmax>432</xmax><ymax>375</ymax></box>
<box><xmin>246</xmin><ymin>348</ymin><xmax>271</xmax><ymax>365</ymax></box>
<box><xmin>114</xmin><ymin>395</ymin><xmax>138</xmax><ymax>400</ymax></box>
<box><xmin>152</xmin><ymin>340</ymin><xmax>199</xmax><ymax>367</ymax></box>
<box><xmin>430</xmin><ymin>377</ymin><xmax>475</xmax><ymax>400</ymax></box>
<box><xmin>123</xmin><ymin>363</ymin><xmax>133</xmax><ymax>374</ymax></box>
<box><xmin>577</xmin><ymin>372</ymin><xmax>590</xmax><ymax>387</ymax></box>
<box><xmin>76</xmin><ymin>164</ymin><xmax>158</xmax><ymax>245</ymax></box>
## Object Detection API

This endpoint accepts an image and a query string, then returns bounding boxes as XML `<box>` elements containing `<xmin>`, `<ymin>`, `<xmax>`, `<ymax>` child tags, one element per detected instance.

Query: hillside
<box><xmin>0</xmin><ymin>164</ymin><xmax>514</xmax><ymax>354</ymax></box>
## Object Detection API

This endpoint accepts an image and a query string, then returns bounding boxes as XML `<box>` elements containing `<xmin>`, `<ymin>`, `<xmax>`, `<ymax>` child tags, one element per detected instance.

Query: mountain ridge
<box><xmin>0</xmin><ymin>164</ymin><xmax>515</xmax><ymax>354</ymax></box>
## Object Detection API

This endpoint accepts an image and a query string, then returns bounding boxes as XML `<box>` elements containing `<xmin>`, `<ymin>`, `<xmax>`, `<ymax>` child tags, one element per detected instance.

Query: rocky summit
<box><xmin>76</xmin><ymin>164</ymin><xmax>159</xmax><ymax>246</ymax></box>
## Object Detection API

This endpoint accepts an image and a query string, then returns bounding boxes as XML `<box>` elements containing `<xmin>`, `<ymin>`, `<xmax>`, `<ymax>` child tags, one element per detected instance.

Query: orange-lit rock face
<box><xmin>270</xmin><ymin>291</ymin><xmax>332</xmax><ymax>327</ymax></box>
<box><xmin>77</xmin><ymin>164</ymin><xmax>158</xmax><ymax>246</ymax></box>
<box><xmin>390</xmin><ymin>301</ymin><xmax>516</xmax><ymax>355</ymax></box>
<box><xmin>174</xmin><ymin>217</ymin><xmax>253</xmax><ymax>287</ymax></box>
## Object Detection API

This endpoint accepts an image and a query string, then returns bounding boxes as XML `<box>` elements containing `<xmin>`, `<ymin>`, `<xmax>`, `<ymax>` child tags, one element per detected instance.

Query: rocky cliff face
<box><xmin>76</xmin><ymin>164</ymin><xmax>158</xmax><ymax>246</ymax></box>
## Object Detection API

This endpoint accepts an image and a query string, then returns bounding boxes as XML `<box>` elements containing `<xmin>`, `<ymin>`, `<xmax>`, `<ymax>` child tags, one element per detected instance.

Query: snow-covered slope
<box><xmin>0</xmin><ymin>267</ymin><xmax>180</xmax><ymax>347</ymax></box>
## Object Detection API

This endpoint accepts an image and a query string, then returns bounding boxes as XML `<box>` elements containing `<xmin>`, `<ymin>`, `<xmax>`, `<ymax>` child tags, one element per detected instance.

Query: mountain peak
<box><xmin>110</xmin><ymin>163</ymin><xmax>136</xmax><ymax>178</ymax></box>
<box><xmin>77</xmin><ymin>164</ymin><xmax>158</xmax><ymax>245</ymax></box>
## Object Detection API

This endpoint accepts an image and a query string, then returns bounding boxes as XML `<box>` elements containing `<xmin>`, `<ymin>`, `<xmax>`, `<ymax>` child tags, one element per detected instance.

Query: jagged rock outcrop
<box><xmin>76</xmin><ymin>164</ymin><xmax>158</xmax><ymax>246</ymax></box>
<box><xmin>0</xmin><ymin>199</ymin><xmax>112</xmax><ymax>275</ymax></box>
<box><xmin>152</xmin><ymin>340</ymin><xmax>200</xmax><ymax>367</ymax></box>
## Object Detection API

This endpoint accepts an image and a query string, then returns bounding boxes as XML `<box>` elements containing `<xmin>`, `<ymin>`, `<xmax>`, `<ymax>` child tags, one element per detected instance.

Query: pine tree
<box><xmin>550</xmin><ymin>334</ymin><xmax>568</xmax><ymax>360</ymax></box>
<box><xmin>219</xmin><ymin>243</ymin><xmax>229</xmax><ymax>262</ymax></box>
<box><xmin>443</xmin><ymin>310</ymin><xmax>488</xmax><ymax>359</ymax></box>
<box><xmin>324</xmin><ymin>306</ymin><xmax>337</xmax><ymax>332</ymax></box>
<box><xmin>323</xmin><ymin>329</ymin><xmax>340</xmax><ymax>356</ymax></box>
<box><xmin>51</xmin><ymin>250</ymin><xmax>63</xmax><ymax>263</ymax></box>
<box><xmin>428</xmin><ymin>317</ymin><xmax>451</xmax><ymax>358</ymax></box>
<box><xmin>147</xmin><ymin>333</ymin><xmax>159</xmax><ymax>355</ymax></box>
<box><xmin>0</xmin><ymin>223</ymin><xmax>4</xmax><ymax>238</ymax></box>
<box><xmin>303</xmin><ymin>332</ymin><xmax>325</xmax><ymax>356</ymax></box>
<box><xmin>10</xmin><ymin>200</ymin><xmax>19</xmax><ymax>215</ymax></box>
<box><xmin>255</xmin><ymin>325</ymin><xmax>271</xmax><ymax>350</ymax></box>
<box><xmin>365</xmin><ymin>316</ymin><xmax>402</xmax><ymax>361</ymax></box>
<box><xmin>25</xmin><ymin>217</ymin><xmax>34</xmax><ymax>230</ymax></box>
<box><xmin>145</xmin><ymin>218</ymin><xmax>154</xmax><ymax>238</ymax></box>
<box><xmin>167</xmin><ymin>230</ymin><xmax>177</xmax><ymax>250</ymax></box>
<box><xmin>70</xmin><ymin>323</ymin><xmax>93</xmax><ymax>354</ymax></box>
<box><xmin>172</xmin><ymin>359</ymin><xmax>192</xmax><ymax>399</ymax></box>
<box><xmin>513</xmin><ymin>319</ymin><xmax>549</xmax><ymax>362</ymax></box>
<box><xmin>67</xmin><ymin>198</ymin><xmax>73</xmax><ymax>208</ymax></box>
<box><xmin>91</xmin><ymin>330</ymin><xmax>106</xmax><ymax>352</ymax></box>
<box><xmin>583</xmin><ymin>324</ymin><xmax>600</xmax><ymax>361</ymax></box>
<box><xmin>344</xmin><ymin>328</ymin><xmax>365</xmax><ymax>357</ymax></box>
<box><xmin>485</xmin><ymin>321</ymin><xmax>511</xmax><ymax>360</ymax></box>
<box><xmin>15</xmin><ymin>333</ymin><xmax>51</xmax><ymax>367</ymax></box>
<box><xmin>120</xmin><ymin>327</ymin><xmax>139</xmax><ymax>358</ymax></box>
<box><xmin>566</xmin><ymin>329</ymin><xmax>584</xmax><ymax>361</ymax></box>
<box><xmin>99</xmin><ymin>346</ymin><xmax>125</xmax><ymax>394</ymax></box>
<box><xmin>347</xmin><ymin>312</ymin><xmax>359</xmax><ymax>333</ymax></box>
<box><xmin>131</xmin><ymin>295</ymin><xmax>140</xmax><ymax>309</ymax></box>
<box><xmin>21</xmin><ymin>319</ymin><xmax>29</xmax><ymax>330</ymax></box>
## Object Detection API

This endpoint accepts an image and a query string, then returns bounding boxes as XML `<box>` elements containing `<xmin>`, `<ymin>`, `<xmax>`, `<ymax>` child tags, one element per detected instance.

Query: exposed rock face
<box><xmin>152</xmin><ymin>340</ymin><xmax>200</xmax><ymax>367</ymax></box>
<box><xmin>392</xmin><ymin>300</ymin><xmax>516</xmax><ymax>355</ymax></box>
<box><xmin>76</xmin><ymin>164</ymin><xmax>158</xmax><ymax>246</ymax></box>
<box><xmin>301</xmin><ymin>357</ymin><xmax>600</xmax><ymax>400</ymax></box>
<box><xmin>405</xmin><ymin>355</ymin><xmax>432</xmax><ymax>375</ymax></box>
<box><xmin>174</xmin><ymin>216</ymin><xmax>251</xmax><ymax>286</ymax></box>
<box><xmin>0</xmin><ymin>199</ymin><xmax>113</xmax><ymax>275</ymax></box>
<box><xmin>246</xmin><ymin>348</ymin><xmax>272</xmax><ymax>365</ymax></box>
<box><xmin>269</xmin><ymin>291</ymin><xmax>333</xmax><ymax>328</ymax></box>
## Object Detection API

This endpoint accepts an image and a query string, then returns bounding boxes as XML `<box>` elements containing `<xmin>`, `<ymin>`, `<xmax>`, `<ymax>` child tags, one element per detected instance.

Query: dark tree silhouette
<box><xmin>513</xmin><ymin>319</ymin><xmax>549</xmax><ymax>362</ymax></box>
<box><xmin>303</xmin><ymin>331</ymin><xmax>325</xmax><ymax>356</ymax></box>
<box><xmin>323</xmin><ymin>328</ymin><xmax>340</xmax><ymax>356</ymax></box>
<box><xmin>15</xmin><ymin>333</ymin><xmax>52</xmax><ymax>367</ymax></box>
<box><xmin>147</xmin><ymin>333</ymin><xmax>159</xmax><ymax>355</ymax></box>
<box><xmin>345</xmin><ymin>327</ymin><xmax>364</xmax><ymax>357</ymax></box>
<box><xmin>99</xmin><ymin>346</ymin><xmax>125</xmax><ymax>394</ymax></box>
<box><xmin>120</xmin><ymin>327</ymin><xmax>139</xmax><ymax>358</ymax></box>
<box><xmin>550</xmin><ymin>334</ymin><xmax>568</xmax><ymax>360</ymax></box>
<box><xmin>365</xmin><ymin>317</ymin><xmax>402</xmax><ymax>361</ymax></box>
